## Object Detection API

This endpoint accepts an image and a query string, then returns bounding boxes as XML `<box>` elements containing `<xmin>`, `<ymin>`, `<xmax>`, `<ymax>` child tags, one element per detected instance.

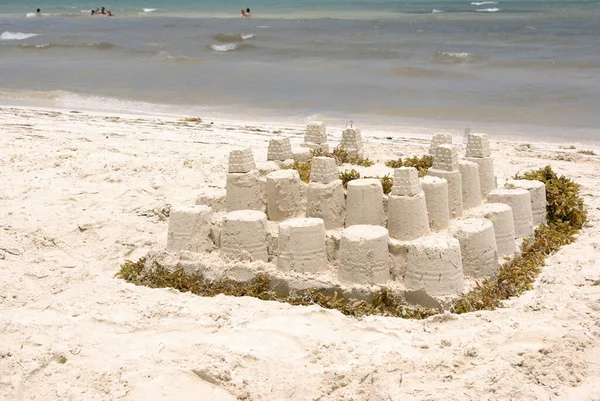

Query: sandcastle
<box><xmin>428</xmin><ymin>144</ymin><xmax>463</xmax><ymax>218</ymax></box>
<box><xmin>464</xmin><ymin>133</ymin><xmax>496</xmax><ymax>198</ymax></box>
<box><xmin>339</xmin><ymin>125</ymin><xmax>364</xmax><ymax>157</ymax></box>
<box><xmin>160</xmin><ymin>124</ymin><xmax>545</xmax><ymax>308</ymax></box>
<box><xmin>267</xmin><ymin>137</ymin><xmax>293</xmax><ymax>162</ymax></box>
<box><xmin>387</xmin><ymin>167</ymin><xmax>430</xmax><ymax>240</ymax></box>
<box><xmin>504</xmin><ymin>179</ymin><xmax>547</xmax><ymax>227</ymax></box>
<box><xmin>302</xmin><ymin>121</ymin><xmax>330</xmax><ymax>153</ymax></box>
<box><xmin>428</xmin><ymin>133</ymin><xmax>452</xmax><ymax>156</ymax></box>
<box><xmin>306</xmin><ymin>157</ymin><xmax>345</xmax><ymax>229</ymax></box>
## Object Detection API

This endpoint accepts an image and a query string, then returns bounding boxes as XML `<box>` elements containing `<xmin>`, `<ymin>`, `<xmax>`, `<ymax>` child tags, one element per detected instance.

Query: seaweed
<box><xmin>281</xmin><ymin>160</ymin><xmax>312</xmax><ymax>183</ymax></box>
<box><xmin>385</xmin><ymin>155</ymin><xmax>433</xmax><ymax>177</ymax></box>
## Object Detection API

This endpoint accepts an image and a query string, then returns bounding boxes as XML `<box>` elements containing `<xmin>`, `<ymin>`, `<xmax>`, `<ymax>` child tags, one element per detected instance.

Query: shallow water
<box><xmin>1</xmin><ymin>0</ymin><xmax>600</xmax><ymax>141</ymax></box>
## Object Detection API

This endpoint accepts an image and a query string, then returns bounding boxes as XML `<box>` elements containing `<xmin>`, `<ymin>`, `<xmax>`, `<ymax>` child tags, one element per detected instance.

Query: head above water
<box><xmin>36</xmin><ymin>8</ymin><xmax>40</xmax><ymax>13</ymax></box>
<box><xmin>246</xmin><ymin>8</ymin><xmax>250</xmax><ymax>13</ymax></box>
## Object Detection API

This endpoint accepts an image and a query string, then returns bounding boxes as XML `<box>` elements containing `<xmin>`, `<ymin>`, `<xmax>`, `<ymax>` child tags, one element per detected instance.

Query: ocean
<box><xmin>1</xmin><ymin>0</ymin><xmax>599</xmax><ymax>142</ymax></box>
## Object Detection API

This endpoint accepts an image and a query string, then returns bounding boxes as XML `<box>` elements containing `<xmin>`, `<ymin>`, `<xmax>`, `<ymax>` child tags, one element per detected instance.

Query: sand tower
<box><xmin>167</xmin><ymin>205</ymin><xmax>213</xmax><ymax>253</ymax></box>
<box><xmin>220</xmin><ymin>210</ymin><xmax>269</xmax><ymax>261</ymax></box>
<box><xmin>266</xmin><ymin>170</ymin><xmax>306</xmax><ymax>221</ymax></box>
<box><xmin>306</xmin><ymin>157</ymin><xmax>345</xmax><ymax>229</ymax></box>
<box><xmin>428</xmin><ymin>133</ymin><xmax>452</xmax><ymax>156</ymax></box>
<box><xmin>458</xmin><ymin>160</ymin><xmax>482</xmax><ymax>210</ymax></box>
<box><xmin>303</xmin><ymin>121</ymin><xmax>329</xmax><ymax>152</ymax></box>
<box><xmin>428</xmin><ymin>144</ymin><xmax>463</xmax><ymax>218</ymax></box>
<box><xmin>340</xmin><ymin>125</ymin><xmax>363</xmax><ymax>157</ymax></box>
<box><xmin>487</xmin><ymin>188</ymin><xmax>534</xmax><ymax>238</ymax></box>
<box><xmin>473</xmin><ymin>203</ymin><xmax>517</xmax><ymax>258</ymax></box>
<box><xmin>448</xmin><ymin>218</ymin><xmax>499</xmax><ymax>279</ymax></box>
<box><xmin>277</xmin><ymin>218</ymin><xmax>327</xmax><ymax>273</ymax></box>
<box><xmin>404</xmin><ymin>235</ymin><xmax>464</xmax><ymax>296</ymax></box>
<box><xmin>345</xmin><ymin>178</ymin><xmax>385</xmax><ymax>227</ymax></box>
<box><xmin>464</xmin><ymin>133</ymin><xmax>496</xmax><ymax>198</ymax></box>
<box><xmin>505</xmin><ymin>179</ymin><xmax>547</xmax><ymax>227</ymax></box>
<box><xmin>387</xmin><ymin>167</ymin><xmax>431</xmax><ymax>240</ymax></box>
<box><xmin>338</xmin><ymin>225</ymin><xmax>390</xmax><ymax>285</ymax></box>
<box><xmin>420</xmin><ymin>176</ymin><xmax>450</xmax><ymax>231</ymax></box>
<box><xmin>267</xmin><ymin>137</ymin><xmax>293</xmax><ymax>162</ymax></box>
<box><xmin>225</xmin><ymin>149</ymin><xmax>266</xmax><ymax>212</ymax></box>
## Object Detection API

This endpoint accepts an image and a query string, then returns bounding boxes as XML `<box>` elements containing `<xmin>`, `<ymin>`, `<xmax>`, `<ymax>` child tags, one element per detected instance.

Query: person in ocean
<box><xmin>100</xmin><ymin>7</ymin><xmax>106</xmax><ymax>14</ymax></box>
<box><xmin>246</xmin><ymin>8</ymin><xmax>251</xmax><ymax>16</ymax></box>
<box><xmin>36</xmin><ymin>8</ymin><xmax>41</xmax><ymax>16</ymax></box>
<box><xmin>241</xmin><ymin>8</ymin><xmax>251</xmax><ymax>17</ymax></box>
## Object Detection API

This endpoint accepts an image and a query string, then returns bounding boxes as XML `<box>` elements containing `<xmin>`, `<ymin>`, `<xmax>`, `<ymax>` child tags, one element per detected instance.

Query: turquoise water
<box><xmin>1</xmin><ymin>0</ymin><xmax>600</xmax><ymax>141</ymax></box>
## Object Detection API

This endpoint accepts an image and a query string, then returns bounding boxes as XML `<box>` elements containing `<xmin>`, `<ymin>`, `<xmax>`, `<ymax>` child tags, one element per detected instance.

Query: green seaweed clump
<box><xmin>340</xmin><ymin>170</ymin><xmax>393</xmax><ymax>194</ymax></box>
<box><xmin>339</xmin><ymin>169</ymin><xmax>361</xmax><ymax>188</ymax></box>
<box><xmin>116</xmin><ymin>258</ymin><xmax>278</xmax><ymax>300</ymax></box>
<box><xmin>377</xmin><ymin>173</ymin><xmax>393</xmax><ymax>195</ymax></box>
<box><xmin>385</xmin><ymin>158</ymin><xmax>403</xmax><ymax>169</ymax></box>
<box><xmin>516</xmin><ymin>165</ymin><xmax>587</xmax><ymax>229</ymax></box>
<box><xmin>385</xmin><ymin>155</ymin><xmax>433</xmax><ymax>177</ymax></box>
<box><xmin>116</xmin><ymin>258</ymin><xmax>438</xmax><ymax>319</ymax></box>
<box><xmin>281</xmin><ymin>160</ymin><xmax>313</xmax><ymax>183</ymax></box>
<box><xmin>313</xmin><ymin>147</ymin><xmax>374</xmax><ymax>167</ymax></box>
<box><xmin>286</xmin><ymin>287</ymin><xmax>438</xmax><ymax>319</ymax></box>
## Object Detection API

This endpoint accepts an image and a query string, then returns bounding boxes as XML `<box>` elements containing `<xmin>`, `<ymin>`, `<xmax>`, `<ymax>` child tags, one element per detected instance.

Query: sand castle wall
<box><xmin>161</xmin><ymin>125</ymin><xmax>547</xmax><ymax>307</ymax></box>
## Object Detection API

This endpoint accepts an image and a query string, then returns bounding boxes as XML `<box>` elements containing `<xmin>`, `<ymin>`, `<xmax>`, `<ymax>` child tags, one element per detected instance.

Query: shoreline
<box><xmin>2</xmin><ymin>99</ymin><xmax>600</xmax><ymax>147</ymax></box>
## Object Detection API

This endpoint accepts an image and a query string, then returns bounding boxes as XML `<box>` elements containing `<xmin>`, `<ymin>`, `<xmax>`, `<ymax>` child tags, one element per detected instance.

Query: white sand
<box><xmin>1</xmin><ymin>105</ymin><xmax>600</xmax><ymax>400</ymax></box>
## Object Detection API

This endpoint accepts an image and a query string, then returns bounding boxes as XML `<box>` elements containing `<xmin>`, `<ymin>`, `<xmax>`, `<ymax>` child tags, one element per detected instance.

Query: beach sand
<box><xmin>1</xmin><ymin>105</ymin><xmax>599</xmax><ymax>400</ymax></box>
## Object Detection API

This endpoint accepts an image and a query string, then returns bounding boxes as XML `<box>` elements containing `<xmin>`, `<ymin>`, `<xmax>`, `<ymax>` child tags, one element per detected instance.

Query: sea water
<box><xmin>1</xmin><ymin>0</ymin><xmax>599</xmax><ymax>142</ymax></box>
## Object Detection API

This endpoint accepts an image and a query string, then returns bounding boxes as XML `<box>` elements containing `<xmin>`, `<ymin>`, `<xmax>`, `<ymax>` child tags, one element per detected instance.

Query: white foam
<box><xmin>143</xmin><ymin>8</ymin><xmax>157</xmax><ymax>13</ymax></box>
<box><xmin>210</xmin><ymin>43</ymin><xmax>238</xmax><ymax>52</ymax></box>
<box><xmin>432</xmin><ymin>9</ymin><xmax>444</xmax><ymax>13</ymax></box>
<box><xmin>241</xmin><ymin>33</ymin><xmax>254</xmax><ymax>40</ymax></box>
<box><xmin>257</xmin><ymin>25</ymin><xmax>270</xmax><ymax>29</ymax></box>
<box><xmin>471</xmin><ymin>1</ymin><xmax>497</xmax><ymax>5</ymax></box>
<box><xmin>442</xmin><ymin>52</ymin><xmax>471</xmax><ymax>58</ymax></box>
<box><xmin>477</xmin><ymin>8</ymin><xmax>500</xmax><ymax>12</ymax></box>
<box><xmin>1</xmin><ymin>32</ymin><xmax>39</xmax><ymax>41</ymax></box>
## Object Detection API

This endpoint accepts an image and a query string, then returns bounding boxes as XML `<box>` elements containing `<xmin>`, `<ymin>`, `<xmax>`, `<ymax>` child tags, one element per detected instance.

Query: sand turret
<box><xmin>428</xmin><ymin>144</ymin><xmax>463</xmax><ymax>218</ymax></box>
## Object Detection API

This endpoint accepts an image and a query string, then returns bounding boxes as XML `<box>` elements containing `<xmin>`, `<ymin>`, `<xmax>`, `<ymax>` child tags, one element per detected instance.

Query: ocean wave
<box><xmin>19</xmin><ymin>42</ymin><xmax>117</xmax><ymax>50</ymax></box>
<box><xmin>212</xmin><ymin>33</ymin><xmax>255</xmax><ymax>43</ymax></box>
<box><xmin>477</xmin><ymin>8</ymin><xmax>500</xmax><ymax>12</ymax></box>
<box><xmin>257</xmin><ymin>26</ymin><xmax>270</xmax><ymax>29</ymax></box>
<box><xmin>471</xmin><ymin>1</ymin><xmax>497</xmax><ymax>5</ymax></box>
<box><xmin>432</xmin><ymin>9</ymin><xmax>444</xmax><ymax>13</ymax></box>
<box><xmin>143</xmin><ymin>8</ymin><xmax>157</xmax><ymax>13</ymax></box>
<box><xmin>1</xmin><ymin>31</ymin><xmax>39</xmax><ymax>41</ymax></box>
<box><xmin>432</xmin><ymin>51</ymin><xmax>484</xmax><ymax>64</ymax></box>
<box><xmin>209</xmin><ymin>43</ymin><xmax>256</xmax><ymax>52</ymax></box>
